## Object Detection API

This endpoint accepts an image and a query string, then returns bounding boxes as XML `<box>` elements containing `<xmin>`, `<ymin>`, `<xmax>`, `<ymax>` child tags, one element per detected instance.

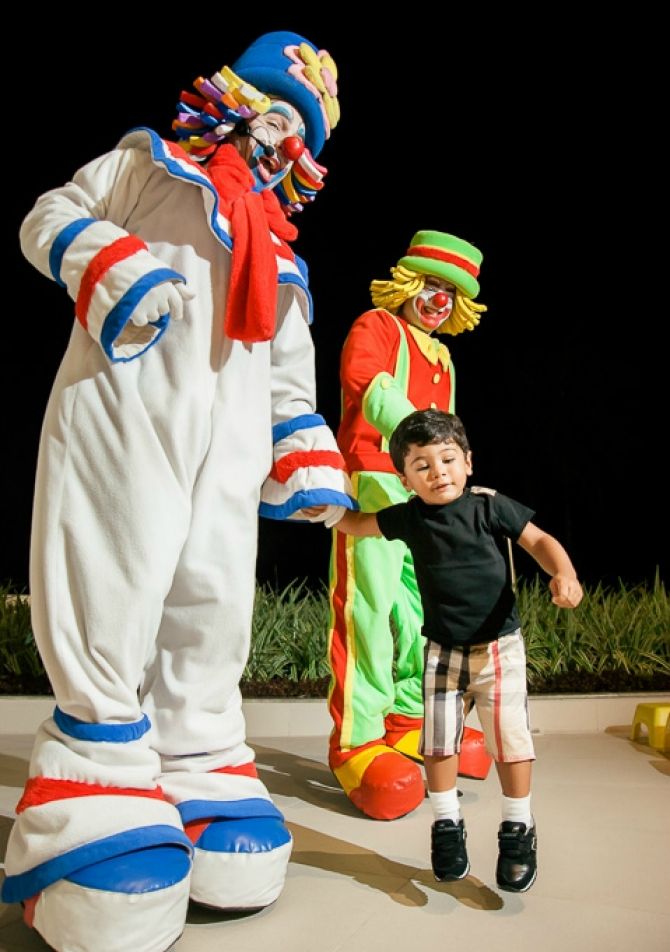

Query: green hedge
<box><xmin>2</xmin><ymin>576</ymin><xmax>669</xmax><ymax>694</ymax></box>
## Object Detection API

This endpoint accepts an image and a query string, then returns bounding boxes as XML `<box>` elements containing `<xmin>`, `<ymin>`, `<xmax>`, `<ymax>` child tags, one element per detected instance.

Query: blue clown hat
<box><xmin>233</xmin><ymin>30</ymin><xmax>340</xmax><ymax>157</ymax></box>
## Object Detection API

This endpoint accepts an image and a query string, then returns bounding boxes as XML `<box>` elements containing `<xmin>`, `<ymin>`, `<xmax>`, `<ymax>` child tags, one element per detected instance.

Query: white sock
<box><xmin>429</xmin><ymin>788</ymin><xmax>461</xmax><ymax>823</ymax></box>
<box><xmin>501</xmin><ymin>794</ymin><xmax>532</xmax><ymax>827</ymax></box>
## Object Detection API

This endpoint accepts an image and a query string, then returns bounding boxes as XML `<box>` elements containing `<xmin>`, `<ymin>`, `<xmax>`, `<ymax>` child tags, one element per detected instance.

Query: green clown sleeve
<box><xmin>362</xmin><ymin>372</ymin><xmax>416</xmax><ymax>441</ymax></box>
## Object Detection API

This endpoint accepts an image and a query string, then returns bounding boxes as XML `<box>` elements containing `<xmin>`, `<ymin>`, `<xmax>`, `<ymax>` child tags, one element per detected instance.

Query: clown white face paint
<box><xmin>238</xmin><ymin>101</ymin><xmax>306</xmax><ymax>191</ymax></box>
<box><xmin>402</xmin><ymin>276</ymin><xmax>456</xmax><ymax>333</ymax></box>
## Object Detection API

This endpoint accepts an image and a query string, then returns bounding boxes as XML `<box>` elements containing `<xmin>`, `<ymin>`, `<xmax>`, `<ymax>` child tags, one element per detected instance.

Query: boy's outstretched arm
<box><xmin>517</xmin><ymin>522</ymin><xmax>584</xmax><ymax>608</ymax></box>
<box><xmin>335</xmin><ymin>510</ymin><xmax>382</xmax><ymax>537</ymax></box>
<box><xmin>302</xmin><ymin>506</ymin><xmax>381</xmax><ymax>537</ymax></box>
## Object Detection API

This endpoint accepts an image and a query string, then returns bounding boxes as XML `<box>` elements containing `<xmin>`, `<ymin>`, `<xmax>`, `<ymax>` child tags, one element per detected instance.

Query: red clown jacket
<box><xmin>337</xmin><ymin>308</ymin><xmax>455</xmax><ymax>475</ymax></box>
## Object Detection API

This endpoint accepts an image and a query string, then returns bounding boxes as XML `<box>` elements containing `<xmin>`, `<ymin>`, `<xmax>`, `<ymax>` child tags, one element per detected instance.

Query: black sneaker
<box><xmin>496</xmin><ymin>821</ymin><xmax>538</xmax><ymax>892</ymax></box>
<box><xmin>431</xmin><ymin>819</ymin><xmax>470</xmax><ymax>881</ymax></box>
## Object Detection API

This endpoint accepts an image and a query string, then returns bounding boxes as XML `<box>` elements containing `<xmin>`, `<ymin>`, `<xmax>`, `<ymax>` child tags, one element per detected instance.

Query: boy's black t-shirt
<box><xmin>377</xmin><ymin>487</ymin><xmax>535</xmax><ymax>648</ymax></box>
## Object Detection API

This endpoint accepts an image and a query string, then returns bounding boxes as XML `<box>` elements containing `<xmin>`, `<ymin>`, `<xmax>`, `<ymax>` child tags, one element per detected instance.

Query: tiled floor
<box><xmin>1</xmin><ymin>726</ymin><xmax>668</xmax><ymax>952</ymax></box>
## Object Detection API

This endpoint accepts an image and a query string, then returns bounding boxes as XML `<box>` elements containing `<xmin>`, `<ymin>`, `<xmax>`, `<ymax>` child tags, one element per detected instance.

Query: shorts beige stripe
<box><xmin>421</xmin><ymin>630</ymin><xmax>535</xmax><ymax>763</ymax></box>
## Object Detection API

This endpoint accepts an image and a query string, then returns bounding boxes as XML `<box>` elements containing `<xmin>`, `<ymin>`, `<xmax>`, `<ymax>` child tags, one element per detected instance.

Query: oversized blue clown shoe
<box><xmin>162</xmin><ymin>764</ymin><xmax>292</xmax><ymax>910</ymax></box>
<box><xmin>19</xmin><ymin>845</ymin><xmax>192</xmax><ymax>952</ymax></box>
<box><xmin>1</xmin><ymin>715</ymin><xmax>193</xmax><ymax>952</ymax></box>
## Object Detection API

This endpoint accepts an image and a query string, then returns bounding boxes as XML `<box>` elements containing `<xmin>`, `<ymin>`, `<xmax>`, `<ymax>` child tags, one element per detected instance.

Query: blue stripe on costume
<box><xmin>259</xmin><ymin>488</ymin><xmax>358</xmax><ymax>521</ymax></box>
<box><xmin>49</xmin><ymin>219</ymin><xmax>96</xmax><ymax>287</ymax></box>
<box><xmin>68</xmin><ymin>844</ymin><xmax>191</xmax><ymax>891</ymax></box>
<box><xmin>279</xmin><ymin>272</ymin><xmax>313</xmax><ymax>324</ymax></box>
<box><xmin>0</xmin><ymin>825</ymin><xmax>193</xmax><ymax>903</ymax></box>
<box><xmin>99</xmin><ymin>268</ymin><xmax>184</xmax><ymax>363</ymax></box>
<box><xmin>123</xmin><ymin>128</ymin><xmax>313</xmax><ymax>312</ymax></box>
<box><xmin>54</xmin><ymin>707</ymin><xmax>151</xmax><ymax>742</ymax></box>
<box><xmin>177</xmin><ymin>798</ymin><xmax>290</xmax><ymax>854</ymax></box>
<box><xmin>196</xmin><ymin>817</ymin><xmax>291</xmax><ymax>853</ymax></box>
<box><xmin>293</xmin><ymin>254</ymin><xmax>309</xmax><ymax>284</ymax></box>
<box><xmin>272</xmin><ymin>413</ymin><xmax>326</xmax><ymax>444</ymax></box>
<box><xmin>177</xmin><ymin>797</ymin><xmax>285</xmax><ymax>825</ymax></box>
<box><xmin>133</xmin><ymin>127</ymin><xmax>232</xmax><ymax>252</ymax></box>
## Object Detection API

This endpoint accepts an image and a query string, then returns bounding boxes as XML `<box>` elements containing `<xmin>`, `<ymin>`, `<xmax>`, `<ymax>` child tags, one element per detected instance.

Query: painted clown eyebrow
<box><xmin>267</xmin><ymin>104</ymin><xmax>306</xmax><ymax>139</ymax></box>
<box><xmin>268</xmin><ymin>104</ymin><xmax>294</xmax><ymax>120</ymax></box>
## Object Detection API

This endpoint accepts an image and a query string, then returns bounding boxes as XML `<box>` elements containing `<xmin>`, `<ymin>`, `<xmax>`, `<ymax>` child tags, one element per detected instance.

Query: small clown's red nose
<box><xmin>432</xmin><ymin>292</ymin><xmax>449</xmax><ymax>308</ymax></box>
<box><xmin>281</xmin><ymin>136</ymin><xmax>305</xmax><ymax>161</ymax></box>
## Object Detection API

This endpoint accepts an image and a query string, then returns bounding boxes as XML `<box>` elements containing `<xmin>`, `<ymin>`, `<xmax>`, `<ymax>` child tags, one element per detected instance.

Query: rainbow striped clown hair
<box><xmin>370</xmin><ymin>231</ymin><xmax>488</xmax><ymax>335</ymax></box>
<box><xmin>172</xmin><ymin>30</ymin><xmax>340</xmax><ymax>215</ymax></box>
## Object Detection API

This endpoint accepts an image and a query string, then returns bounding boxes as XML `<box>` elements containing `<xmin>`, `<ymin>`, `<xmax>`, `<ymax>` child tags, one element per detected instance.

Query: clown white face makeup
<box><xmin>235</xmin><ymin>100</ymin><xmax>306</xmax><ymax>191</ymax></box>
<box><xmin>401</xmin><ymin>276</ymin><xmax>456</xmax><ymax>334</ymax></box>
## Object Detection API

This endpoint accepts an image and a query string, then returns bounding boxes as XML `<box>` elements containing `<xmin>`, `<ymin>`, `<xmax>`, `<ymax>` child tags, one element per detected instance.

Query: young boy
<box><xmin>331</xmin><ymin>409</ymin><xmax>583</xmax><ymax>892</ymax></box>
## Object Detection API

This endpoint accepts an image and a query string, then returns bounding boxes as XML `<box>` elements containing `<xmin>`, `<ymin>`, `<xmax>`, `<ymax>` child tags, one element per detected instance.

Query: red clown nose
<box><xmin>431</xmin><ymin>292</ymin><xmax>449</xmax><ymax>309</ymax></box>
<box><xmin>281</xmin><ymin>136</ymin><xmax>305</xmax><ymax>161</ymax></box>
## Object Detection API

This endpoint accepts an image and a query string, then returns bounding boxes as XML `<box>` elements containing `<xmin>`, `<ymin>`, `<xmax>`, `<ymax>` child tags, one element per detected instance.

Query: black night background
<box><xmin>1</xmin><ymin>17</ymin><xmax>665</xmax><ymax>595</ymax></box>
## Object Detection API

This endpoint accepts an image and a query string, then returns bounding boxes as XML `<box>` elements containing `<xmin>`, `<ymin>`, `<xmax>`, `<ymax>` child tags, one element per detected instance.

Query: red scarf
<box><xmin>205</xmin><ymin>144</ymin><xmax>298</xmax><ymax>342</ymax></box>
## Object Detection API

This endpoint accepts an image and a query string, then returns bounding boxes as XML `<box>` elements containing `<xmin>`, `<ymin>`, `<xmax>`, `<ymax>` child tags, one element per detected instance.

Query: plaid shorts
<box><xmin>421</xmin><ymin>629</ymin><xmax>535</xmax><ymax>763</ymax></box>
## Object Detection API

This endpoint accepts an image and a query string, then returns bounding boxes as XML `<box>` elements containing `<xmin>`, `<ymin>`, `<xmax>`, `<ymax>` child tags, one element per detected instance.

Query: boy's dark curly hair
<box><xmin>389</xmin><ymin>409</ymin><xmax>470</xmax><ymax>473</ymax></box>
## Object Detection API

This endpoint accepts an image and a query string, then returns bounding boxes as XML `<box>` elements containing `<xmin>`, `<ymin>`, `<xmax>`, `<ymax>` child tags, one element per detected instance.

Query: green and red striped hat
<box><xmin>398</xmin><ymin>230</ymin><xmax>483</xmax><ymax>298</ymax></box>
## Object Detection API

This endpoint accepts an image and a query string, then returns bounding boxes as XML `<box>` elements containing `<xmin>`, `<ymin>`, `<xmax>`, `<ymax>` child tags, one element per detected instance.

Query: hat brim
<box><xmin>398</xmin><ymin>256</ymin><xmax>479</xmax><ymax>298</ymax></box>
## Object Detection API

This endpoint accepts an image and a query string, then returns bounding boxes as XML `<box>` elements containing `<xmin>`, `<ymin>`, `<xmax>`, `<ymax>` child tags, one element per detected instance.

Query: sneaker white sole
<box><xmin>434</xmin><ymin>861</ymin><xmax>471</xmax><ymax>882</ymax></box>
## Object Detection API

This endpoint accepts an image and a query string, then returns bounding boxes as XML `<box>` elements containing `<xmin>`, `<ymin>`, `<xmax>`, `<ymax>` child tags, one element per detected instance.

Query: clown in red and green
<box><xmin>327</xmin><ymin>231</ymin><xmax>493</xmax><ymax>820</ymax></box>
<box><xmin>2</xmin><ymin>30</ymin><xmax>353</xmax><ymax>952</ymax></box>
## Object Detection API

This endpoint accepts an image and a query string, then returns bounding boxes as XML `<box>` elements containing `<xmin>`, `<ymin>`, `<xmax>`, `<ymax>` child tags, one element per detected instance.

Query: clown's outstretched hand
<box><xmin>129</xmin><ymin>282</ymin><xmax>195</xmax><ymax>327</ymax></box>
<box><xmin>115</xmin><ymin>282</ymin><xmax>195</xmax><ymax>349</ymax></box>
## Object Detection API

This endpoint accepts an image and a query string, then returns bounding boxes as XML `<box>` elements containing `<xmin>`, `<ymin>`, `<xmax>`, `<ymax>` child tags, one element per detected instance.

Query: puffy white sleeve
<box><xmin>19</xmin><ymin>147</ymin><xmax>186</xmax><ymax>362</ymax></box>
<box><xmin>259</xmin><ymin>285</ymin><xmax>357</xmax><ymax>522</ymax></box>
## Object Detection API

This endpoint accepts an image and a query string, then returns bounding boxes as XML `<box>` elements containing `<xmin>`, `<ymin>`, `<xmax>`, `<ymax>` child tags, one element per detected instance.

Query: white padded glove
<box><xmin>130</xmin><ymin>282</ymin><xmax>195</xmax><ymax>326</ymax></box>
<box><xmin>323</xmin><ymin>505</ymin><xmax>347</xmax><ymax>529</ymax></box>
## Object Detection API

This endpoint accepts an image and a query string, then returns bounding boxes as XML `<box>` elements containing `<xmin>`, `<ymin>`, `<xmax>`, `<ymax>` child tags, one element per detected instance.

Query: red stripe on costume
<box><xmin>17</xmin><ymin>777</ymin><xmax>165</xmax><ymax>813</ymax></box>
<box><xmin>75</xmin><ymin>236</ymin><xmax>146</xmax><ymax>330</ymax></box>
<box><xmin>492</xmin><ymin>640</ymin><xmax>504</xmax><ymax>761</ymax></box>
<box><xmin>164</xmin><ymin>139</ymin><xmax>206</xmax><ymax>170</ymax></box>
<box><xmin>406</xmin><ymin>245</ymin><xmax>480</xmax><ymax>278</ymax></box>
<box><xmin>328</xmin><ymin>529</ymin><xmax>349</xmax><ymax>740</ymax></box>
<box><xmin>22</xmin><ymin>895</ymin><xmax>38</xmax><ymax>928</ymax></box>
<box><xmin>273</xmin><ymin>241</ymin><xmax>295</xmax><ymax>261</ymax></box>
<box><xmin>183</xmin><ymin>764</ymin><xmax>258</xmax><ymax>843</ymax></box>
<box><xmin>184</xmin><ymin>819</ymin><xmax>210</xmax><ymax>844</ymax></box>
<box><xmin>269</xmin><ymin>450</ymin><xmax>345</xmax><ymax>484</ymax></box>
<box><xmin>210</xmin><ymin>762</ymin><xmax>258</xmax><ymax>778</ymax></box>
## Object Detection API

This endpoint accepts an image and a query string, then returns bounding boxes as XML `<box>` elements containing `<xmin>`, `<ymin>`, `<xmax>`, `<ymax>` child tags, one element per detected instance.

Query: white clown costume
<box><xmin>2</xmin><ymin>32</ymin><xmax>353</xmax><ymax>952</ymax></box>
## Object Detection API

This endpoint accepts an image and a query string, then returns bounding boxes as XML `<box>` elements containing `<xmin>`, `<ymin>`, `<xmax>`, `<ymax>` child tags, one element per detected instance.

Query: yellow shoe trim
<box><xmin>391</xmin><ymin>730</ymin><xmax>424</xmax><ymax>762</ymax></box>
<box><xmin>333</xmin><ymin>745</ymin><xmax>392</xmax><ymax>796</ymax></box>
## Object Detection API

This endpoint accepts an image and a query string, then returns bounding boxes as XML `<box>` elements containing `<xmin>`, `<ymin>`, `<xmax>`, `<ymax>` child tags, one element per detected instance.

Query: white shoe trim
<box><xmin>190</xmin><ymin>839</ymin><xmax>292</xmax><ymax>909</ymax></box>
<box><xmin>32</xmin><ymin>876</ymin><xmax>189</xmax><ymax>952</ymax></box>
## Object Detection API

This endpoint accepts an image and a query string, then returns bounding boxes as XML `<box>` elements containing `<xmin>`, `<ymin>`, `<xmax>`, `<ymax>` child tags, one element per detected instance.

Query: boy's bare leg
<box><xmin>424</xmin><ymin>753</ymin><xmax>460</xmax><ymax>792</ymax></box>
<box><xmin>495</xmin><ymin>759</ymin><xmax>532</xmax><ymax>797</ymax></box>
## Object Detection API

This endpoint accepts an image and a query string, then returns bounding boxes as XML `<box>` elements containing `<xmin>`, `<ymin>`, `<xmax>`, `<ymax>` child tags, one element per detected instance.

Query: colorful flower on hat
<box><xmin>285</xmin><ymin>43</ymin><xmax>340</xmax><ymax>137</ymax></box>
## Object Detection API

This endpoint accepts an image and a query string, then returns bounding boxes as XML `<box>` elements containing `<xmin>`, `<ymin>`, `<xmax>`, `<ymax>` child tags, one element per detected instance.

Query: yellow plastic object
<box><xmin>630</xmin><ymin>702</ymin><xmax>670</xmax><ymax>750</ymax></box>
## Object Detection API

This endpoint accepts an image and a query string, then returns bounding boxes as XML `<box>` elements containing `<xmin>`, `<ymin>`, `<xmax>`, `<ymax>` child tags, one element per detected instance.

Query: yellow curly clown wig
<box><xmin>370</xmin><ymin>231</ymin><xmax>487</xmax><ymax>335</ymax></box>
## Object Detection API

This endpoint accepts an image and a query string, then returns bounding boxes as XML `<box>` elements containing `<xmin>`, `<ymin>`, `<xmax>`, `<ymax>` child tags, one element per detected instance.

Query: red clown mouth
<box><xmin>417</xmin><ymin>298</ymin><xmax>451</xmax><ymax>329</ymax></box>
<box><xmin>256</xmin><ymin>154</ymin><xmax>283</xmax><ymax>182</ymax></box>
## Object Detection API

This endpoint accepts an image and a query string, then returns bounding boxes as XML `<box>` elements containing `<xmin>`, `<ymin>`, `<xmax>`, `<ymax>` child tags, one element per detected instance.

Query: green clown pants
<box><xmin>328</xmin><ymin>471</ymin><xmax>424</xmax><ymax>750</ymax></box>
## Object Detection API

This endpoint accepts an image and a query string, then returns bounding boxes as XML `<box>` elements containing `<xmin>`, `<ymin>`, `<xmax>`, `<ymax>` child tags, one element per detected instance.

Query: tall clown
<box><xmin>2</xmin><ymin>31</ymin><xmax>354</xmax><ymax>952</ymax></box>
<box><xmin>328</xmin><ymin>232</ymin><xmax>491</xmax><ymax>820</ymax></box>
